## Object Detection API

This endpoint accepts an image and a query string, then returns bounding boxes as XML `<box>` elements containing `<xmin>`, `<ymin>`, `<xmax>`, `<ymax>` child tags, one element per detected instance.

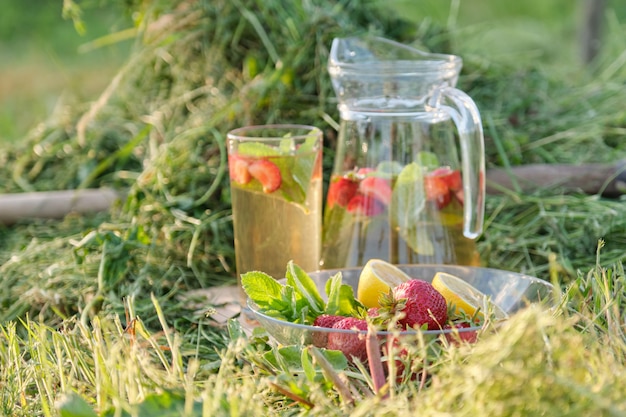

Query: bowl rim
<box><xmin>246</xmin><ymin>298</ymin><xmax>481</xmax><ymax>336</ymax></box>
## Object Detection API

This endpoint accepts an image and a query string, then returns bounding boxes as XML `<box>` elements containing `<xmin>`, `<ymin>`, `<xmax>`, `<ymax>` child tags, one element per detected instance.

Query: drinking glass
<box><xmin>227</xmin><ymin>124</ymin><xmax>323</xmax><ymax>300</ymax></box>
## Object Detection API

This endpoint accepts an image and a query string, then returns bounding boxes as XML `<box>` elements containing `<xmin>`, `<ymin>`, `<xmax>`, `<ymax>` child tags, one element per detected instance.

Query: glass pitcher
<box><xmin>320</xmin><ymin>36</ymin><xmax>485</xmax><ymax>269</ymax></box>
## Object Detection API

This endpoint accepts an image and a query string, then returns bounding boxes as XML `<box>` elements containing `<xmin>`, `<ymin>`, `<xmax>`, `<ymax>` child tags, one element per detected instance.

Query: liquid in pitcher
<box><xmin>321</xmin><ymin>166</ymin><xmax>480</xmax><ymax>268</ymax></box>
<box><xmin>320</xmin><ymin>112</ymin><xmax>481</xmax><ymax>269</ymax></box>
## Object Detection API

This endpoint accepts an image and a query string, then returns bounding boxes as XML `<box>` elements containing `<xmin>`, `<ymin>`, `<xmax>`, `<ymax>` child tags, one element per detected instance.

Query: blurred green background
<box><xmin>0</xmin><ymin>0</ymin><xmax>624</xmax><ymax>144</ymax></box>
<box><xmin>0</xmin><ymin>0</ymin><xmax>131</xmax><ymax>143</ymax></box>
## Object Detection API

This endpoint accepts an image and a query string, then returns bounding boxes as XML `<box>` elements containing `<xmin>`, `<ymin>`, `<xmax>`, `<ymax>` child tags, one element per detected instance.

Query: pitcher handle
<box><xmin>430</xmin><ymin>87</ymin><xmax>485</xmax><ymax>239</ymax></box>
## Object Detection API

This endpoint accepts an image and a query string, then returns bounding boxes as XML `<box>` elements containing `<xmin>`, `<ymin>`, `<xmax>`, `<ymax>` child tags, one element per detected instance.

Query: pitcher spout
<box><xmin>328</xmin><ymin>36</ymin><xmax>463</xmax><ymax>108</ymax></box>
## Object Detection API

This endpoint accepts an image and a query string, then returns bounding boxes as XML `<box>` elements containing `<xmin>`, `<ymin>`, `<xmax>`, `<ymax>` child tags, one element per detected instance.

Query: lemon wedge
<box><xmin>357</xmin><ymin>259</ymin><xmax>411</xmax><ymax>308</ymax></box>
<box><xmin>432</xmin><ymin>272</ymin><xmax>508</xmax><ymax>320</ymax></box>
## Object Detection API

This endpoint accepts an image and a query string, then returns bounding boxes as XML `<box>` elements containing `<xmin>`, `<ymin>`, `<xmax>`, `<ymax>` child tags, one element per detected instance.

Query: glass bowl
<box><xmin>246</xmin><ymin>264</ymin><xmax>556</xmax><ymax>345</ymax></box>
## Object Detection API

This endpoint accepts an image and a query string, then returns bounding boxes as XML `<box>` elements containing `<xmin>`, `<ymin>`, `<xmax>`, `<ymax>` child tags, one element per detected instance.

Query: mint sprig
<box><xmin>241</xmin><ymin>261</ymin><xmax>364</xmax><ymax>325</ymax></box>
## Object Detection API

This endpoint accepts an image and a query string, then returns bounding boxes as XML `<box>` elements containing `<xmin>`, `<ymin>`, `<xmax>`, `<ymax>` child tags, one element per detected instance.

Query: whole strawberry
<box><xmin>444</xmin><ymin>321</ymin><xmax>478</xmax><ymax>344</ymax></box>
<box><xmin>311</xmin><ymin>314</ymin><xmax>346</xmax><ymax>348</ymax></box>
<box><xmin>326</xmin><ymin>317</ymin><xmax>368</xmax><ymax>363</ymax></box>
<box><xmin>391</xmin><ymin>279</ymin><xmax>447</xmax><ymax>330</ymax></box>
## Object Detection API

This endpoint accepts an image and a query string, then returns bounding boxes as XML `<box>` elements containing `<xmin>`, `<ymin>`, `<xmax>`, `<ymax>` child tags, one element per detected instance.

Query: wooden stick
<box><xmin>486</xmin><ymin>160</ymin><xmax>626</xmax><ymax>197</ymax></box>
<box><xmin>0</xmin><ymin>160</ymin><xmax>623</xmax><ymax>225</ymax></box>
<box><xmin>0</xmin><ymin>188</ymin><xmax>121</xmax><ymax>225</ymax></box>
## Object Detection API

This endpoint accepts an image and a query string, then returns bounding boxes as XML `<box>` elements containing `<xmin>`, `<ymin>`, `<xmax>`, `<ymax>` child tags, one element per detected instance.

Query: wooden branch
<box><xmin>486</xmin><ymin>160</ymin><xmax>626</xmax><ymax>197</ymax></box>
<box><xmin>0</xmin><ymin>188</ymin><xmax>121</xmax><ymax>225</ymax></box>
<box><xmin>0</xmin><ymin>160</ymin><xmax>623</xmax><ymax>225</ymax></box>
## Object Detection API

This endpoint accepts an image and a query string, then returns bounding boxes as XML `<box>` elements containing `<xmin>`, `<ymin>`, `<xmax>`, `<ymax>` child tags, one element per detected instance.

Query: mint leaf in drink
<box><xmin>237</xmin><ymin>142</ymin><xmax>282</xmax><ymax>157</ymax></box>
<box><xmin>291</xmin><ymin>134</ymin><xmax>319</xmax><ymax>192</ymax></box>
<box><xmin>391</xmin><ymin>162</ymin><xmax>434</xmax><ymax>255</ymax></box>
<box><xmin>273</xmin><ymin>156</ymin><xmax>307</xmax><ymax>204</ymax></box>
<box><xmin>416</xmin><ymin>151</ymin><xmax>440</xmax><ymax>170</ymax></box>
<box><xmin>376</xmin><ymin>160</ymin><xmax>404</xmax><ymax>179</ymax></box>
<box><xmin>277</xmin><ymin>134</ymin><xmax>320</xmax><ymax>207</ymax></box>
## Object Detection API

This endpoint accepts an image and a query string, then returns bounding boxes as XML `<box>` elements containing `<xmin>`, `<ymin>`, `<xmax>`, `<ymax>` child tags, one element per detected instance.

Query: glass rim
<box><xmin>227</xmin><ymin>124</ymin><xmax>322</xmax><ymax>141</ymax></box>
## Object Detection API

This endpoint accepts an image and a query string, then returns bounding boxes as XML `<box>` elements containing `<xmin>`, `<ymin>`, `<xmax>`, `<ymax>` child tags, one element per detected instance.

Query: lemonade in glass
<box><xmin>227</xmin><ymin>125</ymin><xmax>323</xmax><ymax>298</ymax></box>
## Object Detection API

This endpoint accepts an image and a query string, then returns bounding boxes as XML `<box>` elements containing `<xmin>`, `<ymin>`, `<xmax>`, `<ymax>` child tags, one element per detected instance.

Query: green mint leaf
<box><xmin>376</xmin><ymin>160</ymin><xmax>404</xmax><ymax>179</ymax></box>
<box><xmin>391</xmin><ymin>162</ymin><xmax>434</xmax><ymax>255</ymax></box>
<box><xmin>273</xmin><ymin>156</ymin><xmax>307</xmax><ymax>204</ymax></box>
<box><xmin>237</xmin><ymin>142</ymin><xmax>282</xmax><ymax>157</ymax></box>
<box><xmin>285</xmin><ymin>261</ymin><xmax>325</xmax><ymax>318</ymax></box>
<box><xmin>325</xmin><ymin>272</ymin><xmax>364</xmax><ymax>316</ymax></box>
<box><xmin>278</xmin><ymin>138</ymin><xmax>319</xmax><ymax>207</ymax></box>
<box><xmin>416</xmin><ymin>151</ymin><xmax>440</xmax><ymax>170</ymax></box>
<box><xmin>241</xmin><ymin>271</ymin><xmax>284</xmax><ymax>309</ymax></box>
<box><xmin>291</xmin><ymin>143</ymin><xmax>318</xmax><ymax>197</ymax></box>
<box><xmin>242</xmin><ymin>268</ymin><xmax>321</xmax><ymax>323</ymax></box>
<box><xmin>301</xmin><ymin>347</ymin><xmax>316</xmax><ymax>382</ymax></box>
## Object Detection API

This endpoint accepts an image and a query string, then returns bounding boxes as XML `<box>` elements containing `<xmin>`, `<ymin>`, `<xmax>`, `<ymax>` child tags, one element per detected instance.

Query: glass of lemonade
<box><xmin>227</xmin><ymin>125</ymin><xmax>323</xmax><ymax>300</ymax></box>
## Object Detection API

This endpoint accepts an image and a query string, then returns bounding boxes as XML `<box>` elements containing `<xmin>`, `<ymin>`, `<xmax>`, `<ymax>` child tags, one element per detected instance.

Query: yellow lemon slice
<box><xmin>357</xmin><ymin>259</ymin><xmax>411</xmax><ymax>309</ymax></box>
<box><xmin>432</xmin><ymin>272</ymin><xmax>508</xmax><ymax>320</ymax></box>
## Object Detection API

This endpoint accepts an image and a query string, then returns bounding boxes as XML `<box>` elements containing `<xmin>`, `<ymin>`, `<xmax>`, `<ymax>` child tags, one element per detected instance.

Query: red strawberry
<box><xmin>424</xmin><ymin>175</ymin><xmax>451</xmax><ymax>209</ymax></box>
<box><xmin>391</xmin><ymin>279</ymin><xmax>447</xmax><ymax>330</ymax></box>
<box><xmin>311</xmin><ymin>314</ymin><xmax>346</xmax><ymax>348</ymax></box>
<box><xmin>382</xmin><ymin>336</ymin><xmax>411</xmax><ymax>381</ymax></box>
<box><xmin>358</xmin><ymin>176</ymin><xmax>392</xmax><ymax>205</ymax></box>
<box><xmin>327</xmin><ymin>317</ymin><xmax>368</xmax><ymax>363</ymax></box>
<box><xmin>356</xmin><ymin>167</ymin><xmax>375</xmax><ymax>176</ymax></box>
<box><xmin>454</xmin><ymin>189</ymin><xmax>464</xmax><ymax>205</ymax></box>
<box><xmin>367</xmin><ymin>307</ymin><xmax>380</xmax><ymax>317</ymax></box>
<box><xmin>346</xmin><ymin>194</ymin><xmax>386</xmax><ymax>216</ymax></box>
<box><xmin>444</xmin><ymin>322</ymin><xmax>478</xmax><ymax>344</ymax></box>
<box><xmin>326</xmin><ymin>176</ymin><xmax>359</xmax><ymax>208</ymax></box>
<box><xmin>228</xmin><ymin>155</ymin><xmax>251</xmax><ymax>185</ymax></box>
<box><xmin>314</xmin><ymin>314</ymin><xmax>347</xmax><ymax>328</ymax></box>
<box><xmin>429</xmin><ymin>167</ymin><xmax>462</xmax><ymax>191</ymax></box>
<box><xmin>248</xmin><ymin>159</ymin><xmax>282</xmax><ymax>193</ymax></box>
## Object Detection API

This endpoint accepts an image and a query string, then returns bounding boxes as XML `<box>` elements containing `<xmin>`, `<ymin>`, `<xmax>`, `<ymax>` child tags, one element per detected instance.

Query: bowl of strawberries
<box><xmin>241</xmin><ymin>260</ymin><xmax>555</xmax><ymax>358</ymax></box>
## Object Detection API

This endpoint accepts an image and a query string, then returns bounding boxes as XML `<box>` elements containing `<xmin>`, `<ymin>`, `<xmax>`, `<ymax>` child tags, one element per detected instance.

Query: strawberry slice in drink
<box><xmin>326</xmin><ymin>176</ymin><xmax>359</xmax><ymax>208</ymax></box>
<box><xmin>248</xmin><ymin>159</ymin><xmax>282</xmax><ymax>193</ymax></box>
<box><xmin>425</xmin><ymin>175</ymin><xmax>451</xmax><ymax>209</ymax></box>
<box><xmin>358</xmin><ymin>176</ymin><xmax>392</xmax><ymax>205</ymax></box>
<box><xmin>429</xmin><ymin>166</ymin><xmax>462</xmax><ymax>192</ymax></box>
<box><xmin>344</xmin><ymin>175</ymin><xmax>392</xmax><ymax>217</ymax></box>
<box><xmin>346</xmin><ymin>194</ymin><xmax>386</xmax><ymax>216</ymax></box>
<box><xmin>228</xmin><ymin>155</ymin><xmax>252</xmax><ymax>185</ymax></box>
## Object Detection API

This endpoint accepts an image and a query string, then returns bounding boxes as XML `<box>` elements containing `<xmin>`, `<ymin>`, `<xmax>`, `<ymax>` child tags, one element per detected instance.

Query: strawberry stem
<box><xmin>366</xmin><ymin>324</ymin><xmax>388</xmax><ymax>398</ymax></box>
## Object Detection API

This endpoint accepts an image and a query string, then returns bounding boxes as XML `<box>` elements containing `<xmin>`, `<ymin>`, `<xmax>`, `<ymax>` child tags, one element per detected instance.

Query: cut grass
<box><xmin>0</xmin><ymin>258</ymin><xmax>624</xmax><ymax>416</ymax></box>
